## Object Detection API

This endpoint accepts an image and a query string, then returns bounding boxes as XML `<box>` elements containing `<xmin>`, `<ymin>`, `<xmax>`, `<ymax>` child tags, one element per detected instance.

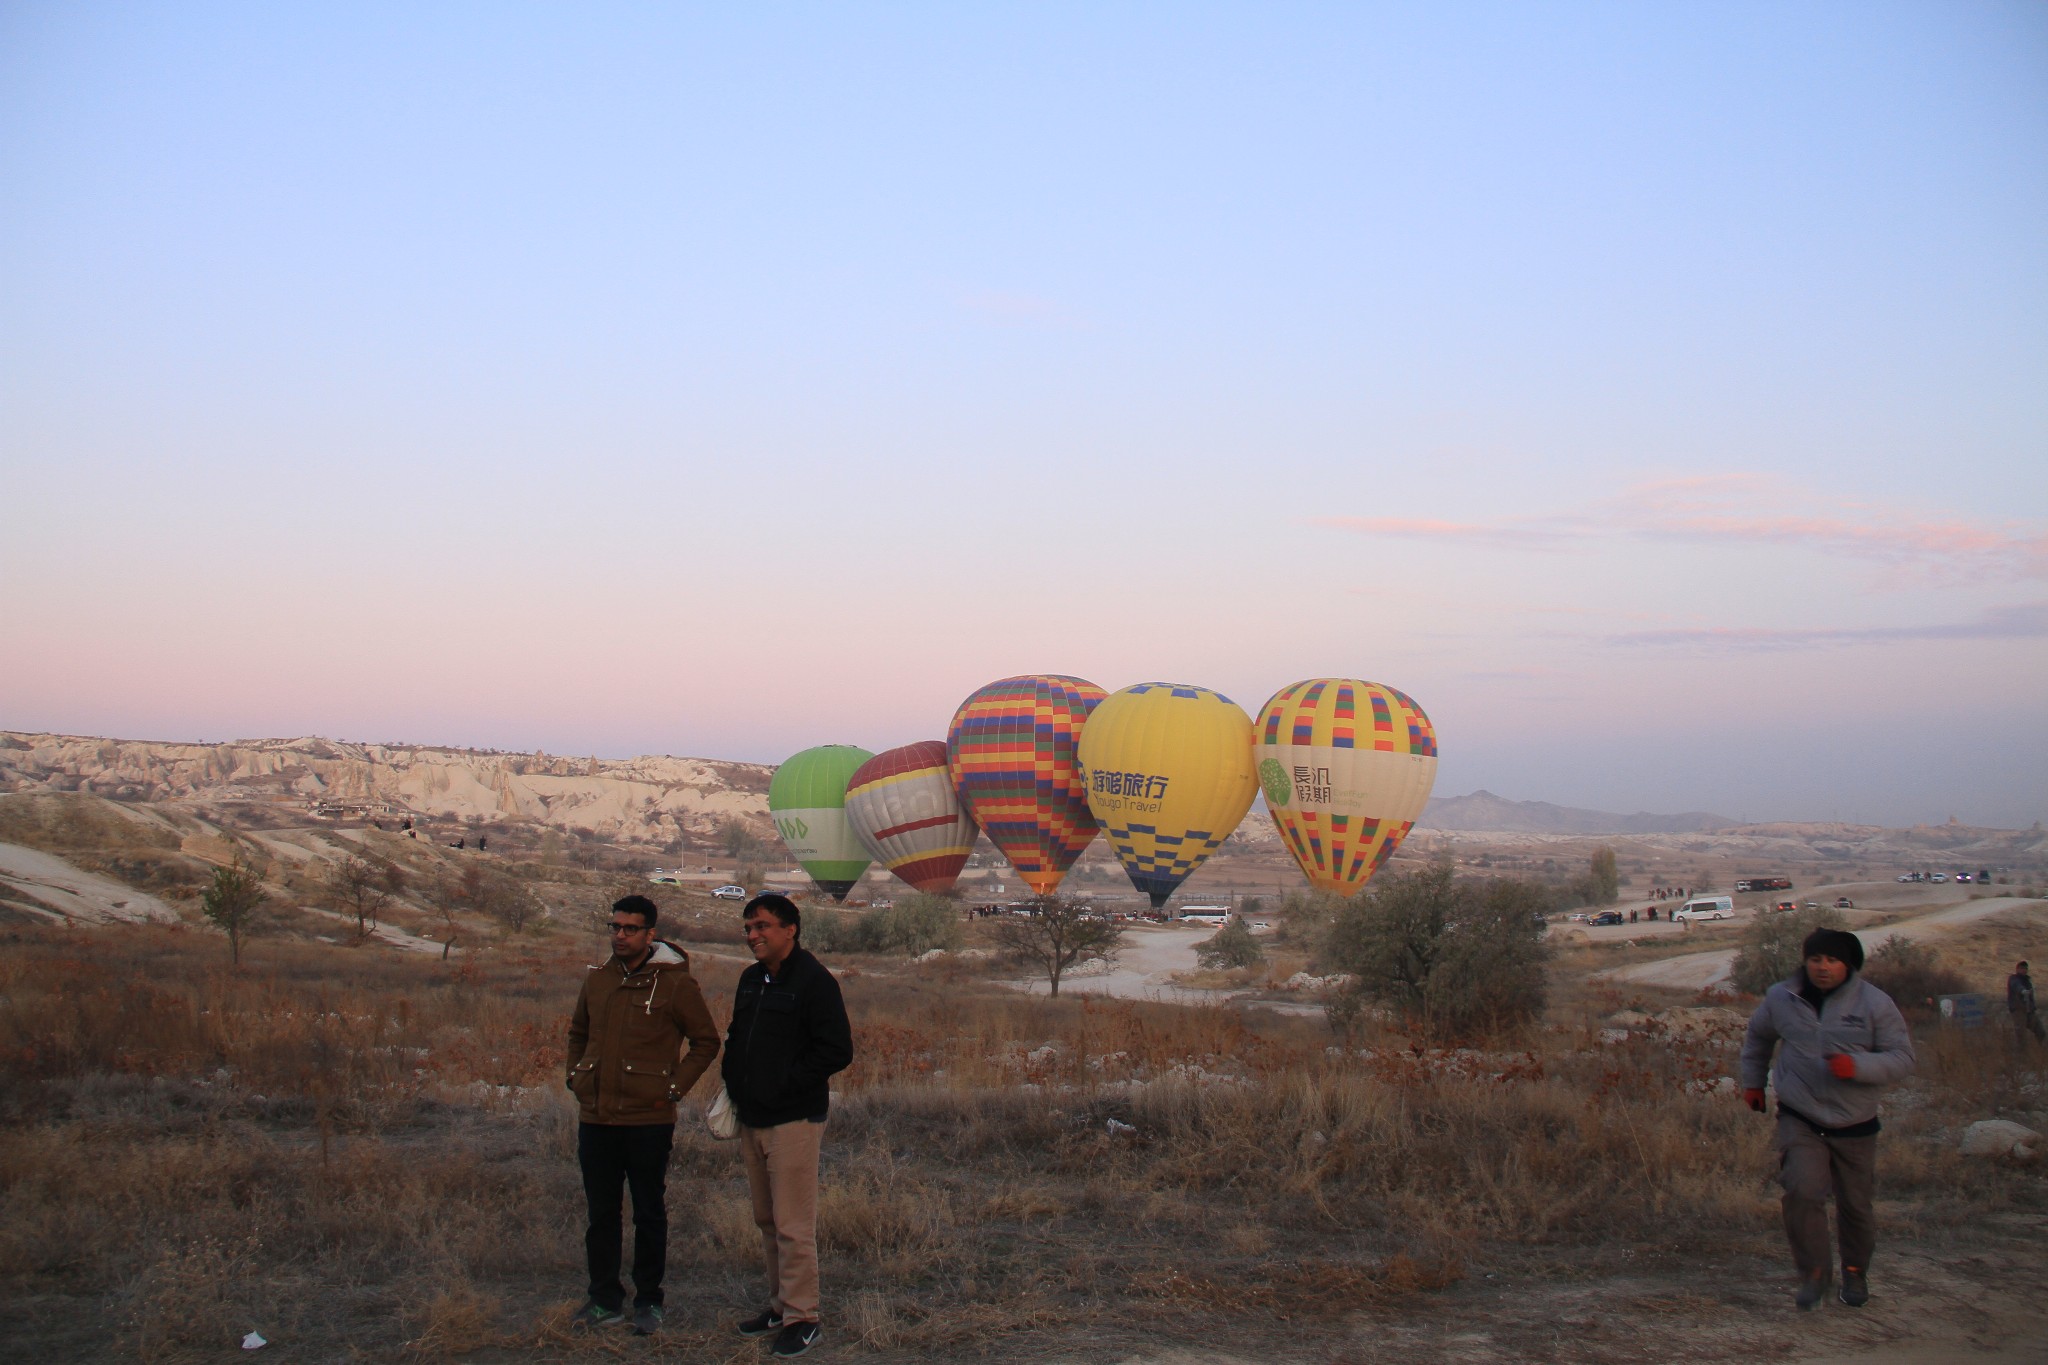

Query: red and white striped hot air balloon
<box><xmin>843</xmin><ymin>741</ymin><xmax>980</xmax><ymax>895</ymax></box>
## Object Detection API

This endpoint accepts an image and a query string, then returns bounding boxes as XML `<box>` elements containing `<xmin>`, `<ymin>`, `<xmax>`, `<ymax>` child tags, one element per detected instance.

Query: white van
<box><xmin>1673</xmin><ymin>895</ymin><xmax>1736</xmax><ymax>923</ymax></box>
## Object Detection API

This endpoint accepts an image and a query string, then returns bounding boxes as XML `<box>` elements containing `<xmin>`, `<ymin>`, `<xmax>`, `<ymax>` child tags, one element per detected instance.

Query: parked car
<box><xmin>646</xmin><ymin>869</ymin><xmax>686</xmax><ymax>886</ymax></box>
<box><xmin>1931</xmin><ymin>873</ymin><xmax>1948</xmax><ymax>883</ymax></box>
<box><xmin>1897</xmin><ymin>874</ymin><xmax>1915</xmax><ymax>883</ymax></box>
<box><xmin>1589</xmin><ymin>910</ymin><xmax>1625</xmax><ymax>926</ymax></box>
<box><xmin>1675</xmin><ymin>895</ymin><xmax>1737</xmax><ymax>923</ymax></box>
<box><xmin>711</xmin><ymin>884</ymin><xmax>749</xmax><ymax>900</ymax></box>
<box><xmin>1567</xmin><ymin>912</ymin><xmax>1590</xmax><ymax>923</ymax></box>
<box><xmin>1834</xmin><ymin>896</ymin><xmax>1855</xmax><ymax>909</ymax></box>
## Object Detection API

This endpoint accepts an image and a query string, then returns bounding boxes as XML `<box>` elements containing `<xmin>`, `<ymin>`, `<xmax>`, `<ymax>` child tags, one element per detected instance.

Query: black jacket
<box><xmin>721</xmin><ymin>946</ymin><xmax>853</xmax><ymax>1128</ymax></box>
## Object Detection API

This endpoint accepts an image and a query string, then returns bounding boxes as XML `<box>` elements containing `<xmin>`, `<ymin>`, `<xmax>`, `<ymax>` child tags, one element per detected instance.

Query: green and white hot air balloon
<box><xmin>768</xmin><ymin>745</ymin><xmax>875</xmax><ymax>901</ymax></box>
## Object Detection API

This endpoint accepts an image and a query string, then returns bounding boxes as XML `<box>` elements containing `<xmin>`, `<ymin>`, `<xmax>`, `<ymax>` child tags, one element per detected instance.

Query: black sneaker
<box><xmin>737</xmin><ymin>1309</ymin><xmax>783</xmax><ymax>1337</ymax></box>
<box><xmin>1794</xmin><ymin>1271</ymin><xmax>1831</xmax><ymax>1311</ymax></box>
<box><xmin>631</xmin><ymin>1304</ymin><xmax>664</xmax><ymax>1335</ymax></box>
<box><xmin>571</xmin><ymin>1300</ymin><xmax>626</xmax><ymax>1330</ymax></box>
<box><xmin>771</xmin><ymin>1321</ymin><xmax>822</xmax><ymax>1357</ymax></box>
<box><xmin>1839</xmin><ymin>1268</ymin><xmax>1869</xmax><ymax>1308</ymax></box>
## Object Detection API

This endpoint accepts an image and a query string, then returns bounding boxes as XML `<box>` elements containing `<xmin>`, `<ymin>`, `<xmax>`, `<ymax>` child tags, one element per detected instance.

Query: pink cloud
<box><xmin>1316</xmin><ymin>474</ymin><xmax>2046</xmax><ymax>582</ymax></box>
<box><xmin>1605</xmin><ymin>601</ymin><xmax>2048</xmax><ymax>651</ymax></box>
<box><xmin>1311</xmin><ymin>516</ymin><xmax>1572</xmax><ymax>549</ymax></box>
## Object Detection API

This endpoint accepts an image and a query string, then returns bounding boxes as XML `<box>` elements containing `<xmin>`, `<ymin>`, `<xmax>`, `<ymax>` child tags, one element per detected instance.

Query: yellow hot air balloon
<box><xmin>1076</xmin><ymin>682</ymin><xmax>1259</xmax><ymax>910</ymax></box>
<box><xmin>1254</xmin><ymin>679</ymin><xmax>1436</xmax><ymax>895</ymax></box>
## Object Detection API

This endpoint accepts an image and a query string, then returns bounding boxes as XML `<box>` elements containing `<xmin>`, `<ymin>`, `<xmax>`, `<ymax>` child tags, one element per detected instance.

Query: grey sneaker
<box><xmin>771</xmin><ymin>1321</ymin><xmax>822</xmax><ymax>1357</ymax></box>
<box><xmin>631</xmin><ymin>1304</ymin><xmax>663</xmax><ymax>1335</ymax></box>
<box><xmin>1794</xmin><ymin>1271</ymin><xmax>1831</xmax><ymax>1311</ymax></box>
<box><xmin>1839</xmin><ymin>1268</ymin><xmax>1869</xmax><ymax>1308</ymax></box>
<box><xmin>737</xmin><ymin>1309</ymin><xmax>783</xmax><ymax>1337</ymax></box>
<box><xmin>571</xmin><ymin>1300</ymin><xmax>626</xmax><ymax>1330</ymax></box>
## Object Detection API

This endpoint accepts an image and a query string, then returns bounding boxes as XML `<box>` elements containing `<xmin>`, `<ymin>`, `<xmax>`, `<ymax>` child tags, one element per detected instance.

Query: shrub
<box><xmin>1860</xmin><ymin>934</ymin><xmax>1967</xmax><ymax>1018</ymax></box>
<box><xmin>1195</xmin><ymin>917</ymin><xmax>1264</xmax><ymax>971</ymax></box>
<box><xmin>1730</xmin><ymin>906</ymin><xmax>1844</xmax><ymax>996</ymax></box>
<box><xmin>859</xmin><ymin>894</ymin><xmax>964</xmax><ymax>956</ymax></box>
<box><xmin>1321</xmin><ymin>862</ymin><xmax>1552</xmax><ymax>1041</ymax></box>
<box><xmin>804</xmin><ymin>895</ymin><xmax>964</xmax><ymax>957</ymax></box>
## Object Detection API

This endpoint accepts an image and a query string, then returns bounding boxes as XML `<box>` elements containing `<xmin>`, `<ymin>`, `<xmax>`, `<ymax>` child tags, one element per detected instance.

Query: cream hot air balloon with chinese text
<box><xmin>1254</xmin><ymin>679</ymin><xmax>1436</xmax><ymax>895</ymax></box>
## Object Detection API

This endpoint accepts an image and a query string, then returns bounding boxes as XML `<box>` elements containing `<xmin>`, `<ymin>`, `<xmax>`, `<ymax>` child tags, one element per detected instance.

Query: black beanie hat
<box><xmin>1802</xmin><ymin>927</ymin><xmax>1865</xmax><ymax>973</ymax></box>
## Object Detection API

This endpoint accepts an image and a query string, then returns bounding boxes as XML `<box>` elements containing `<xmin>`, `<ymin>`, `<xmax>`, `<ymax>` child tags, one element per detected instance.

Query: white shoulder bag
<box><xmin>703</xmin><ymin>1081</ymin><xmax>739</xmax><ymax>1141</ymax></box>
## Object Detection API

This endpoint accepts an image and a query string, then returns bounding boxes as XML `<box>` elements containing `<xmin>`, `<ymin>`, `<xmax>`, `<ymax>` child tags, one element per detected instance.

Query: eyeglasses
<box><xmin>608</xmin><ymin>922</ymin><xmax>650</xmax><ymax>934</ymax></box>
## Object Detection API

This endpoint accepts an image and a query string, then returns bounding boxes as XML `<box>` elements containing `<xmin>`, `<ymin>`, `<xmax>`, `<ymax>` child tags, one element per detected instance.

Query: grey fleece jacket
<box><xmin>1739</xmin><ymin>972</ymin><xmax>1915</xmax><ymax>1128</ymax></box>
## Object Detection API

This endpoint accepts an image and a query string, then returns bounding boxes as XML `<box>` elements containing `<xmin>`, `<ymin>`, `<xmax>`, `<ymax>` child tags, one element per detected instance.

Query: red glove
<box><xmin>1743</xmin><ymin>1088</ymin><xmax>1767</xmax><ymax>1112</ymax></box>
<box><xmin>1826</xmin><ymin>1054</ymin><xmax>1857</xmax><ymax>1080</ymax></box>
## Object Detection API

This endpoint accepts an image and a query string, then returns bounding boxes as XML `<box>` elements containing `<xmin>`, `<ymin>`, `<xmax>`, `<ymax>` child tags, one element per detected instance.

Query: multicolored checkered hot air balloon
<box><xmin>946</xmin><ymin>674</ymin><xmax>1105</xmax><ymax>898</ymax></box>
<box><xmin>1078</xmin><ymin>682</ymin><xmax>1259</xmax><ymax>910</ymax></box>
<box><xmin>1255</xmin><ymin>679</ymin><xmax>1437</xmax><ymax>896</ymax></box>
<box><xmin>768</xmin><ymin>744</ymin><xmax>875</xmax><ymax>901</ymax></box>
<box><xmin>843</xmin><ymin>741</ymin><xmax>980</xmax><ymax>895</ymax></box>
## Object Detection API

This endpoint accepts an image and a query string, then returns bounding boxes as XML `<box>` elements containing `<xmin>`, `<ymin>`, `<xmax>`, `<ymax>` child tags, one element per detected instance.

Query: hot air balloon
<box><xmin>1077</xmin><ymin>682</ymin><xmax>1259</xmax><ymax>910</ymax></box>
<box><xmin>946</xmin><ymin>674</ymin><xmax>1104</xmax><ymax>898</ymax></box>
<box><xmin>768</xmin><ymin>744</ymin><xmax>875</xmax><ymax>900</ymax></box>
<box><xmin>843</xmin><ymin>741</ymin><xmax>980</xmax><ymax>895</ymax></box>
<box><xmin>1254</xmin><ymin>679</ymin><xmax>1437</xmax><ymax>895</ymax></box>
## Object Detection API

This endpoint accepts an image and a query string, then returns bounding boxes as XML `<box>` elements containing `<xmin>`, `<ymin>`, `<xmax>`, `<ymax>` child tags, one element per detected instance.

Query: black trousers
<box><xmin>579</xmin><ymin>1122</ymin><xmax>674</xmax><ymax>1310</ymax></box>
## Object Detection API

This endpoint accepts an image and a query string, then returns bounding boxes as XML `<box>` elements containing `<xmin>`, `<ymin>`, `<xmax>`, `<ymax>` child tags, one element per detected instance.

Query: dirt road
<box><xmin>1003</xmin><ymin>920</ymin><xmax>1228</xmax><ymax>1001</ymax></box>
<box><xmin>1601</xmin><ymin>896</ymin><xmax>2040</xmax><ymax>990</ymax></box>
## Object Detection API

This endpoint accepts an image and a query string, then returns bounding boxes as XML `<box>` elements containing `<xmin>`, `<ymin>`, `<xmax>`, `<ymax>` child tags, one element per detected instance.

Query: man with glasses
<box><xmin>726</xmin><ymin>893</ymin><xmax>853</xmax><ymax>1358</ymax></box>
<box><xmin>566</xmin><ymin>894</ymin><xmax>719</xmax><ymax>1334</ymax></box>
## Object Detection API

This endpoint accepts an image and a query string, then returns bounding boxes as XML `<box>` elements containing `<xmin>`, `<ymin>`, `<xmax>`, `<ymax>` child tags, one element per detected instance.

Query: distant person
<box><xmin>565</xmin><ymin>895</ymin><xmax>720</xmax><ymax>1335</ymax></box>
<box><xmin>478</xmin><ymin>835</ymin><xmax>487</xmax><ymax>852</ymax></box>
<box><xmin>725</xmin><ymin>893</ymin><xmax>854</xmax><ymax>1358</ymax></box>
<box><xmin>2009</xmin><ymin>961</ymin><xmax>2045</xmax><ymax>1044</ymax></box>
<box><xmin>1740</xmin><ymin>928</ymin><xmax>1914</xmax><ymax>1311</ymax></box>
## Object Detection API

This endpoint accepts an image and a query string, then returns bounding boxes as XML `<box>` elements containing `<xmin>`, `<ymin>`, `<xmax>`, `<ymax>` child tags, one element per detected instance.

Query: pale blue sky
<box><xmin>3</xmin><ymin>3</ymin><xmax>2044</xmax><ymax>825</ymax></box>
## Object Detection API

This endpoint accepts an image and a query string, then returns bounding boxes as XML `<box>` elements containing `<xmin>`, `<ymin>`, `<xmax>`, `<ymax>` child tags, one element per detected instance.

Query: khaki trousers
<box><xmin>740</xmin><ymin>1119</ymin><xmax>825</xmax><ymax>1324</ymax></box>
<box><xmin>1773</xmin><ymin>1116</ymin><xmax>1878</xmax><ymax>1278</ymax></box>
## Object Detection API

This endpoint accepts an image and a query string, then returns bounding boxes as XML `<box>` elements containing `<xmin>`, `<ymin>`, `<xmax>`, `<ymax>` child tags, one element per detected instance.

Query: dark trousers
<box><xmin>579</xmin><ymin>1122</ymin><xmax>674</xmax><ymax>1310</ymax></box>
<box><xmin>1773</xmin><ymin>1116</ymin><xmax>1877</xmax><ymax>1278</ymax></box>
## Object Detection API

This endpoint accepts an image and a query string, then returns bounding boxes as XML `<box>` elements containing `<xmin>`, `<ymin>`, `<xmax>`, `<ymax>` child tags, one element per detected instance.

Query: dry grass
<box><xmin>0</xmin><ymin>919</ymin><xmax>2043</xmax><ymax>1362</ymax></box>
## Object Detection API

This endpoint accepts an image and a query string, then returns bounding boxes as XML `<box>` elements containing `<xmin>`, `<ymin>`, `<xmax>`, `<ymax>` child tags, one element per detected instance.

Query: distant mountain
<box><xmin>1419</xmin><ymin>790</ymin><xmax>1739</xmax><ymax>835</ymax></box>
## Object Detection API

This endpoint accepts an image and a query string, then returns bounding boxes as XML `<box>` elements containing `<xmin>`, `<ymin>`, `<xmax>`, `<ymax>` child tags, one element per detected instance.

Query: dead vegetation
<box><xmin>0</xmin><ymin>914</ymin><xmax>2042</xmax><ymax>1364</ymax></box>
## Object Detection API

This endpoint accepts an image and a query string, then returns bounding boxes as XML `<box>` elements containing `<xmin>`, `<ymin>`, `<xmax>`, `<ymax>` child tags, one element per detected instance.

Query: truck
<box><xmin>1733</xmin><ymin>877</ymin><xmax>1793</xmax><ymax>893</ymax></box>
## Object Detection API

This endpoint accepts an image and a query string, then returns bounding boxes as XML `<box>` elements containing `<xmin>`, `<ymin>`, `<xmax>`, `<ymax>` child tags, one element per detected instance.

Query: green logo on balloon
<box><xmin>1258</xmin><ymin>759</ymin><xmax>1290</xmax><ymax>808</ymax></box>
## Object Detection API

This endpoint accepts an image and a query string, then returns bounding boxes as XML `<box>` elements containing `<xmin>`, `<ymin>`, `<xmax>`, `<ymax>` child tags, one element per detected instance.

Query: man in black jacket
<box><xmin>725</xmin><ymin>893</ymin><xmax>853</xmax><ymax>1359</ymax></box>
<box><xmin>2010</xmin><ymin>961</ymin><xmax>2044</xmax><ymax>1044</ymax></box>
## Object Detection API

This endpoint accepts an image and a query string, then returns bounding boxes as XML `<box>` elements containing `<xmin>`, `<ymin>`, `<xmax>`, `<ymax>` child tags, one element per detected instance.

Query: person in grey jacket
<box><xmin>1740</xmin><ymin>927</ymin><xmax>1914</xmax><ymax>1311</ymax></box>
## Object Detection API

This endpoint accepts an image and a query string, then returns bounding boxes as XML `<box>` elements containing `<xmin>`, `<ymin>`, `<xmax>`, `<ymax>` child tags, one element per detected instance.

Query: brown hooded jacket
<box><xmin>566</xmin><ymin>940</ymin><xmax>720</xmax><ymax>1125</ymax></box>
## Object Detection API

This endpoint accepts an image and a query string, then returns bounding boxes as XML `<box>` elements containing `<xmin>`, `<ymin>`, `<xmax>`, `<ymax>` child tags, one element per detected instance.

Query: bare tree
<box><xmin>325</xmin><ymin>852</ymin><xmax>402</xmax><ymax>942</ymax></box>
<box><xmin>201</xmin><ymin>853</ymin><xmax>269</xmax><ymax>965</ymax></box>
<box><xmin>719</xmin><ymin>818</ymin><xmax>767</xmax><ymax>861</ymax></box>
<box><xmin>989</xmin><ymin>897</ymin><xmax>1123</xmax><ymax>997</ymax></box>
<box><xmin>429</xmin><ymin>871</ymin><xmax>468</xmax><ymax>960</ymax></box>
<box><xmin>470</xmin><ymin>870</ymin><xmax>542</xmax><ymax>935</ymax></box>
